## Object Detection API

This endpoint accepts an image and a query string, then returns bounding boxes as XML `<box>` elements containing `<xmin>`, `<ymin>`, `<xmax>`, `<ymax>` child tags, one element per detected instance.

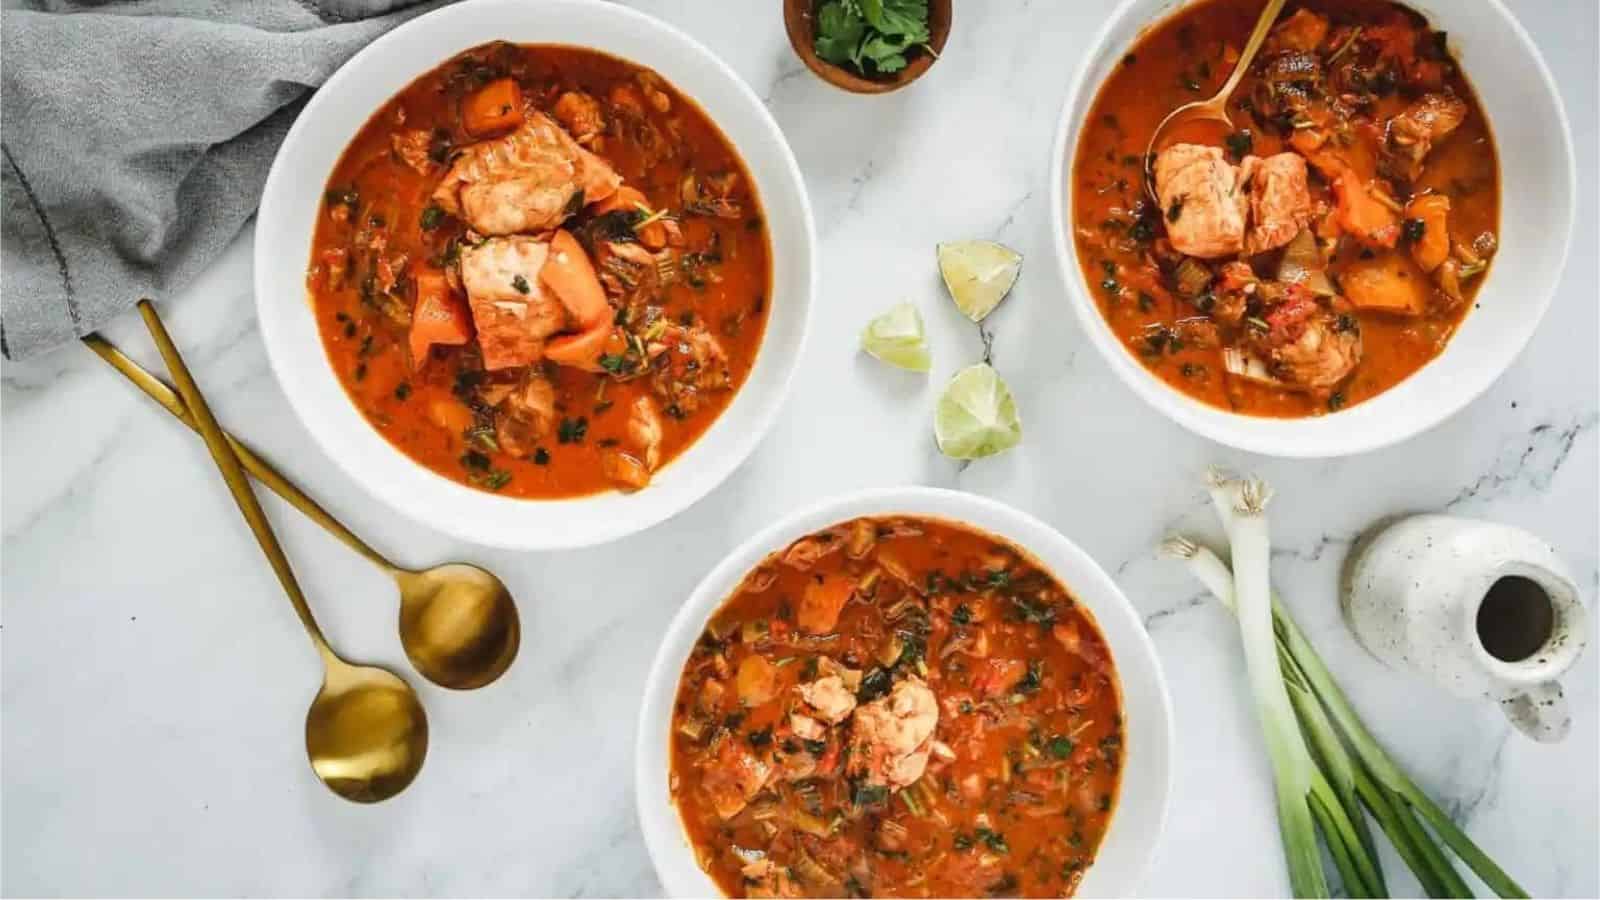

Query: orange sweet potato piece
<box><xmin>408</xmin><ymin>269</ymin><xmax>472</xmax><ymax>366</ymax></box>
<box><xmin>462</xmin><ymin>78</ymin><xmax>524</xmax><ymax>137</ymax></box>
<box><xmin>1342</xmin><ymin>253</ymin><xmax>1431</xmax><ymax>315</ymax></box>
<box><xmin>539</xmin><ymin>229</ymin><xmax>611</xmax><ymax>329</ymax></box>
<box><xmin>797</xmin><ymin>573</ymin><xmax>855</xmax><ymax>635</ymax></box>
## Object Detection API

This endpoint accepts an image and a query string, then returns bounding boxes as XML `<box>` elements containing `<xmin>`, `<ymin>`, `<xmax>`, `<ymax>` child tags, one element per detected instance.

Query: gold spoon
<box><xmin>1143</xmin><ymin>0</ymin><xmax>1289</xmax><ymax>204</ymax></box>
<box><xmin>81</xmin><ymin>334</ymin><xmax>520</xmax><ymax>691</ymax></box>
<box><xmin>134</xmin><ymin>300</ymin><xmax>428</xmax><ymax>803</ymax></box>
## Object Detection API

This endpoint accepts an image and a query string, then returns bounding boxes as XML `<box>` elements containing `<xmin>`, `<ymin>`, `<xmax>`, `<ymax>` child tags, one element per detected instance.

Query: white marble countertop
<box><xmin>2</xmin><ymin>1</ymin><xmax>1595</xmax><ymax>896</ymax></box>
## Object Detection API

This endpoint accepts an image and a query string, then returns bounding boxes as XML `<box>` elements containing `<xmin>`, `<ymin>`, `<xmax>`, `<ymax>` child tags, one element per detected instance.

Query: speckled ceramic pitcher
<box><xmin>1342</xmin><ymin>514</ymin><xmax>1588</xmax><ymax>743</ymax></box>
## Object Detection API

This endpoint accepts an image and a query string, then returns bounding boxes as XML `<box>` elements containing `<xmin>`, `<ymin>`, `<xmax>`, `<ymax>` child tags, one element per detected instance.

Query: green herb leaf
<box><xmin>557</xmin><ymin>416</ymin><xmax>588</xmax><ymax>445</ymax></box>
<box><xmin>420</xmin><ymin>204</ymin><xmax>445</xmax><ymax>231</ymax></box>
<box><xmin>814</xmin><ymin>1</ymin><xmax>867</xmax><ymax>65</ymax></box>
<box><xmin>859</xmin><ymin>32</ymin><xmax>912</xmax><ymax>73</ymax></box>
<box><xmin>860</xmin><ymin>0</ymin><xmax>929</xmax><ymax>41</ymax></box>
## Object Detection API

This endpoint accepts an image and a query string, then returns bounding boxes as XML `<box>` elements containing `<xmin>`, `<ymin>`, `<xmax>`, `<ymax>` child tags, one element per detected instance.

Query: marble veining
<box><xmin>2</xmin><ymin>0</ymin><xmax>1596</xmax><ymax>896</ymax></box>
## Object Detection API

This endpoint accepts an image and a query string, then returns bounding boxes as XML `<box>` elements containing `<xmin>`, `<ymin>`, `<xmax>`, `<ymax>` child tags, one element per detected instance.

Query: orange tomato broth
<box><xmin>671</xmin><ymin>517</ymin><xmax>1124</xmax><ymax>898</ymax></box>
<box><xmin>307</xmin><ymin>43</ymin><xmax>770</xmax><ymax>498</ymax></box>
<box><xmin>1071</xmin><ymin>0</ymin><xmax>1499</xmax><ymax>417</ymax></box>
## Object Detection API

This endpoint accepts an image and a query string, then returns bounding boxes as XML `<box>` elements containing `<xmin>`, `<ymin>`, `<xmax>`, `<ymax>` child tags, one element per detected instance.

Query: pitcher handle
<box><xmin>1499</xmin><ymin>681</ymin><xmax>1571</xmax><ymax>743</ymax></box>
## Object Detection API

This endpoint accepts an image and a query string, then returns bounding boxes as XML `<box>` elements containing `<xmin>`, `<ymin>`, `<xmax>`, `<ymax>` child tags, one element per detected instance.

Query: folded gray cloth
<box><xmin>1</xmin><ymin>0</ymin><xmax>449</xmax><ymax>359</ymax></box>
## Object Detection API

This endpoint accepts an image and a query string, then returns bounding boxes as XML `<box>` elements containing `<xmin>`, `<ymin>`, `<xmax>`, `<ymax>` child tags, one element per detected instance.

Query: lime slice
<box><xmin>937</xmin><ymin>240</ymin><xmax>1023</xmax><ymax>323</ymax></box>
<box><xmin>861</xmin><ymin>302</ymin><xmax>932</xmax><ymax>372</ymax></box>
<box><xmin>935</xmin><ymin>363</ymin><xmax>1022</xmax><ymax>459</ymax></box>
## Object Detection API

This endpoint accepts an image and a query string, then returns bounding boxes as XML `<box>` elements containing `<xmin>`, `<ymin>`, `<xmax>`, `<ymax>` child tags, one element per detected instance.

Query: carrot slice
<box><xmin>461</xmin><ymin>78</ymin><xmax>523</xmax><ymax>137</ymax></box>
<box><xmin>545</xmin><ymin>324</ymin><xmax>621</xmax><ymax>372</ymax></box>
<box><xmin>539</xmin><ymin>229</ymin><xmax>612</xmax><ymax>329</ymax></box>
<box><xmin>409</xmin><ymin>270</ymin><xmax>472</xmax><ymax>367</ymax></box>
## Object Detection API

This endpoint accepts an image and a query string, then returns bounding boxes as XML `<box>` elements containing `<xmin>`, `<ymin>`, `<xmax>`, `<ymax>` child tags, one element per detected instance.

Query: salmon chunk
<box><xmin>1241</xmin><ymin>153</ymin><xmax>1313</xmax><ymax>255</ymax></box>
<box><xmin>1381</xmin><ymin>92</ymin><xmax>1468</xmax><ymax>182</ymax></box>
<box><xmin>553</xmin><ymin>90</ymin><xmax>606</xmax><ymax>143</ymax></box>
<box><xmin>700</xmin><ymin>740</ymin><xmax>771</xmax><ymax>820</ymax></box>
<box><xmin>1154</xmin><ymin>143</ymin><xmax>1249</xmax><ymax>259</ymax></box>
<box><xmin>848</xmin><ymin>676</ymin><xmax>939</xmax><ymax>790</ymax></box>
<box><xmin>459</xmin><ymin>237</ymin><xmax>568</xmax><ymax>370</ymax></box>
<box><xmin>797</xmin><ymin>675</ymin><xmax>856</xmax><ymax>724</ymax></box>
<box><xmin>432</xmin><ymin>112</ymin><xmax>621</xmax><ymax>236</ymax></box>
<box><xmin>1268</xmin><ymin>8</ymin><xmax>1329</xmax><ymax>53</ymax></box>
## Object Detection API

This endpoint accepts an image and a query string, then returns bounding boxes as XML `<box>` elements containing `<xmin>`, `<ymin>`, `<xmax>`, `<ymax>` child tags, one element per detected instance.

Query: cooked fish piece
<box><xmin>796</xmin><ymin>675</ymin><xmax>856</xmax><ymax>725</ymax></box>
<box><xmin>699</xmin><ymin>740</ymin><xmax>771</xmax><ymax>820</ymax></box>
<box><xmin>1153</xmin><ymin>143</ymin><xmax>1249</xmax><ymax>259</ymax></box>
<box><xmin>1239</xmin><ymin>294</ymin><xmax>1363</xmax><ymax>391</ymax></box>
<box><xmin>432</xmin><ymin>111</ymin><xmax>622</xmax><ymax>235</ymax></box>
<box><xmin>459</xmin><ymin>237</ymin><xmax>568</xmax><ymax>370</ymax></box>
<box><xmin>492</xmin><ymin>370</ymin><xmax>557</xmax><ymax>458</ymax></box>
<box><xmin>848</xmin><ymin>676</ymin><xmax>939</xmax><ymax>790</ymax></box>
<box><xmin>1381</xmin><ymin>92</ymin><xmax>1468</xmax><ymax>182</ymax></box>
<box><xmin>1241</xmin><ymin>152</ymin><xmax>1313</xmax><ymax>256</ymax></box>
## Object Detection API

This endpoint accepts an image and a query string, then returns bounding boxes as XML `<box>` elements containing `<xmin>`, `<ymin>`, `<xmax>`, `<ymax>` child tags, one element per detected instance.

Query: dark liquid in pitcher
<box><xmin>1476</xmin><ymin>576</ymin><xmax>1554</xmax><ymax>662</ymax></box>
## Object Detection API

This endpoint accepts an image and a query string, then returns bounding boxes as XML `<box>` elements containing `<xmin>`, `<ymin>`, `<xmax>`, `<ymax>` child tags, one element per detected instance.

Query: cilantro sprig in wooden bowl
<box><xmin>783</xmin><ymin>0</ymin><xmax>951</xmax><ymax>94</ymax></box>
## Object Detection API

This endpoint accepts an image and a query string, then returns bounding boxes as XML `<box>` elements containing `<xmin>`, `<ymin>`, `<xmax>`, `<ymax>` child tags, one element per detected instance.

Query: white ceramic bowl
<box><xmin>1049</xmin><ymin>0</ymin><xmax>1575</xmax><ymax>458</ymax></box>
<box><xmin>255</xmin><ymin>0</ymin><xmax>814</xmax><ymax>549</ymax></box>
<box><xmin>635</xmin><ymin>487</ymin><xmax>1173</xmax><ymax>897</ymax></box>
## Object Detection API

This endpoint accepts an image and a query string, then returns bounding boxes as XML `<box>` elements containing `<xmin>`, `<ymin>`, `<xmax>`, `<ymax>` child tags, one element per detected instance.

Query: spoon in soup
<box><xmin>82</xmin><ymin>334</ymin><xmax>520</xmax><ymax>691</ymax></box>
<box><xmin>1143</xmin><ymin>0</ymin><xmax>1288</xmax><ymax>204</ymax></box>
<box><xmin>134</xmin><ymin>299</ymin><xmax>428</xmax><ymax>802</ymax></box>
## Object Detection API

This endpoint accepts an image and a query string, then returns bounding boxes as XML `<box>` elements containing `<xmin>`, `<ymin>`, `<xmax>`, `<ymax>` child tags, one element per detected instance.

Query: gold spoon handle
<box><xmin>135</xmin><ymin>300</ymin><xmax>336</xmax><ymax>662</ymax></box>
<box><xmin>1218</xmin><ymin>0</ymin><xmax>1289</xmax><ymax>101</ymax></box>
<box><xmin>81</xmin><ymin>333</ymin><xmax>397</xmax><ymax>575</ymax></box>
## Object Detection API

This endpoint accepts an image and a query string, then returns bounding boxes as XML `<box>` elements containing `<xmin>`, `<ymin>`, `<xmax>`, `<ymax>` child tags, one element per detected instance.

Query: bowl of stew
<box><xmin>255</xmin><ymin>0</ymin><xmax>814</xmax><ymax>548</ymax></box>
<box><xmin>636</xmin><ymin>487</ymin><xmax>1173</xmax><ymax>897</ymax></box>
<box><xmin>1049</xmin><ymin>0</ymin><xmax>1574</xmax><ymax>457</ymax></box>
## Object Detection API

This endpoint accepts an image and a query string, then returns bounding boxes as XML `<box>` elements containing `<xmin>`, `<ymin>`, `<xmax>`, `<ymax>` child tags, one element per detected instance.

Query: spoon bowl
<box><xmin>307</xmin><ymin>661</ymin><xmax>430</xmax><ymax>803</ymax></box>
<box><xmin>397</xmin><ymin>564</ymin><xmax>520</xmax><ymax>691</ymax></box>
<box><xmin>81</xmin><ymin>335</ymin><xmax>522</xmax><ymax>691</ymax></box>
<box><xmin>134</xmin><ymin>299</ymin><xmax>430</xmax><ymax>804</ymax></box>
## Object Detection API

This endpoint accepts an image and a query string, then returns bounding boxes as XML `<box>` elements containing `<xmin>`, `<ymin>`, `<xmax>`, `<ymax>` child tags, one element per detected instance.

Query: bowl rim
<box><xmin>1047</xmin><ymin>0</ymin><xmax>1576</xmax><ymax>458</ymax></box>
<box><xmin>252</xmin><ymin>0</ymin><xmax>816</xmax><ymax>549</ymax></box>
<box><xmin>634</xmin><ymin>485</ymin><xmax>1175</xmax><ymax>897</ymax></box>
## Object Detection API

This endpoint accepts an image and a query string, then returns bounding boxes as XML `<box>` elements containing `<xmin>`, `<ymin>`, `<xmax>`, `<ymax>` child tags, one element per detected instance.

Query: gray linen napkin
<box><xmin>0</xmin><ymin>0</ymin><xmax>450</xmax><ymax>359</ymax></box>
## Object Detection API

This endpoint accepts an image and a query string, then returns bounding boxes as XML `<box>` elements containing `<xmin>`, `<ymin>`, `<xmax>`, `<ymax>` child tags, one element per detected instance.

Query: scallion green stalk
<box><xmin>1169</xmin><ymin>476</ymin><xmax>1530</xmax><ymax>900</ymax></box>
<box><xmin>1224</xmin><ymin>479</ymin><xmax>1329</xmax><ymax>898</ymax></box>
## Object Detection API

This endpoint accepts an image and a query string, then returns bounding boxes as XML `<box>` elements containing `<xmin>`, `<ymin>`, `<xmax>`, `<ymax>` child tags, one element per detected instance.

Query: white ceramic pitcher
<box><xmin>1342</xmin><ymin>514</ymin><xmax>1588</xmax><ymax>743</ymax></box>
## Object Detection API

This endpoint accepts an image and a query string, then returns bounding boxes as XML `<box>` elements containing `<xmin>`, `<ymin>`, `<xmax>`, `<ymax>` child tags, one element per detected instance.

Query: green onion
<box><xmin>1161</xmin><ymin>471</ymin><xmax>1529</xmax><ymax>899</ymax></box>
<box><xmin>1223</xmin><ymin>478</ymin><xmax>1329</xmax><ymax>898</ymax></box>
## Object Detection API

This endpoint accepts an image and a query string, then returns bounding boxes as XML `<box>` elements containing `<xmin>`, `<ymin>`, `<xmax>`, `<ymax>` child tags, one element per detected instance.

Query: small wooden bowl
<box><xmin>782</xmin><ymin>0</ymin><xmax>952</xmax><ymax>94</ymax></box>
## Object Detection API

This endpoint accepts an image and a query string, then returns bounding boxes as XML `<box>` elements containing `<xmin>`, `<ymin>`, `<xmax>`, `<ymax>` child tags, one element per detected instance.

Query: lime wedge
<box><xmin>937</xmin><ymin>240</ymin><xmax>1023</xmax><ymax>323</ymax></box>
<box><xmin>861</xmin><ymin>302</ymin><xmax>931</xmax><ymax>372</ymax></box>
<box><xmin>935</xmin><ymin>363</ymin><xmax>1022</xmax><ymax>459</ymax></box>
